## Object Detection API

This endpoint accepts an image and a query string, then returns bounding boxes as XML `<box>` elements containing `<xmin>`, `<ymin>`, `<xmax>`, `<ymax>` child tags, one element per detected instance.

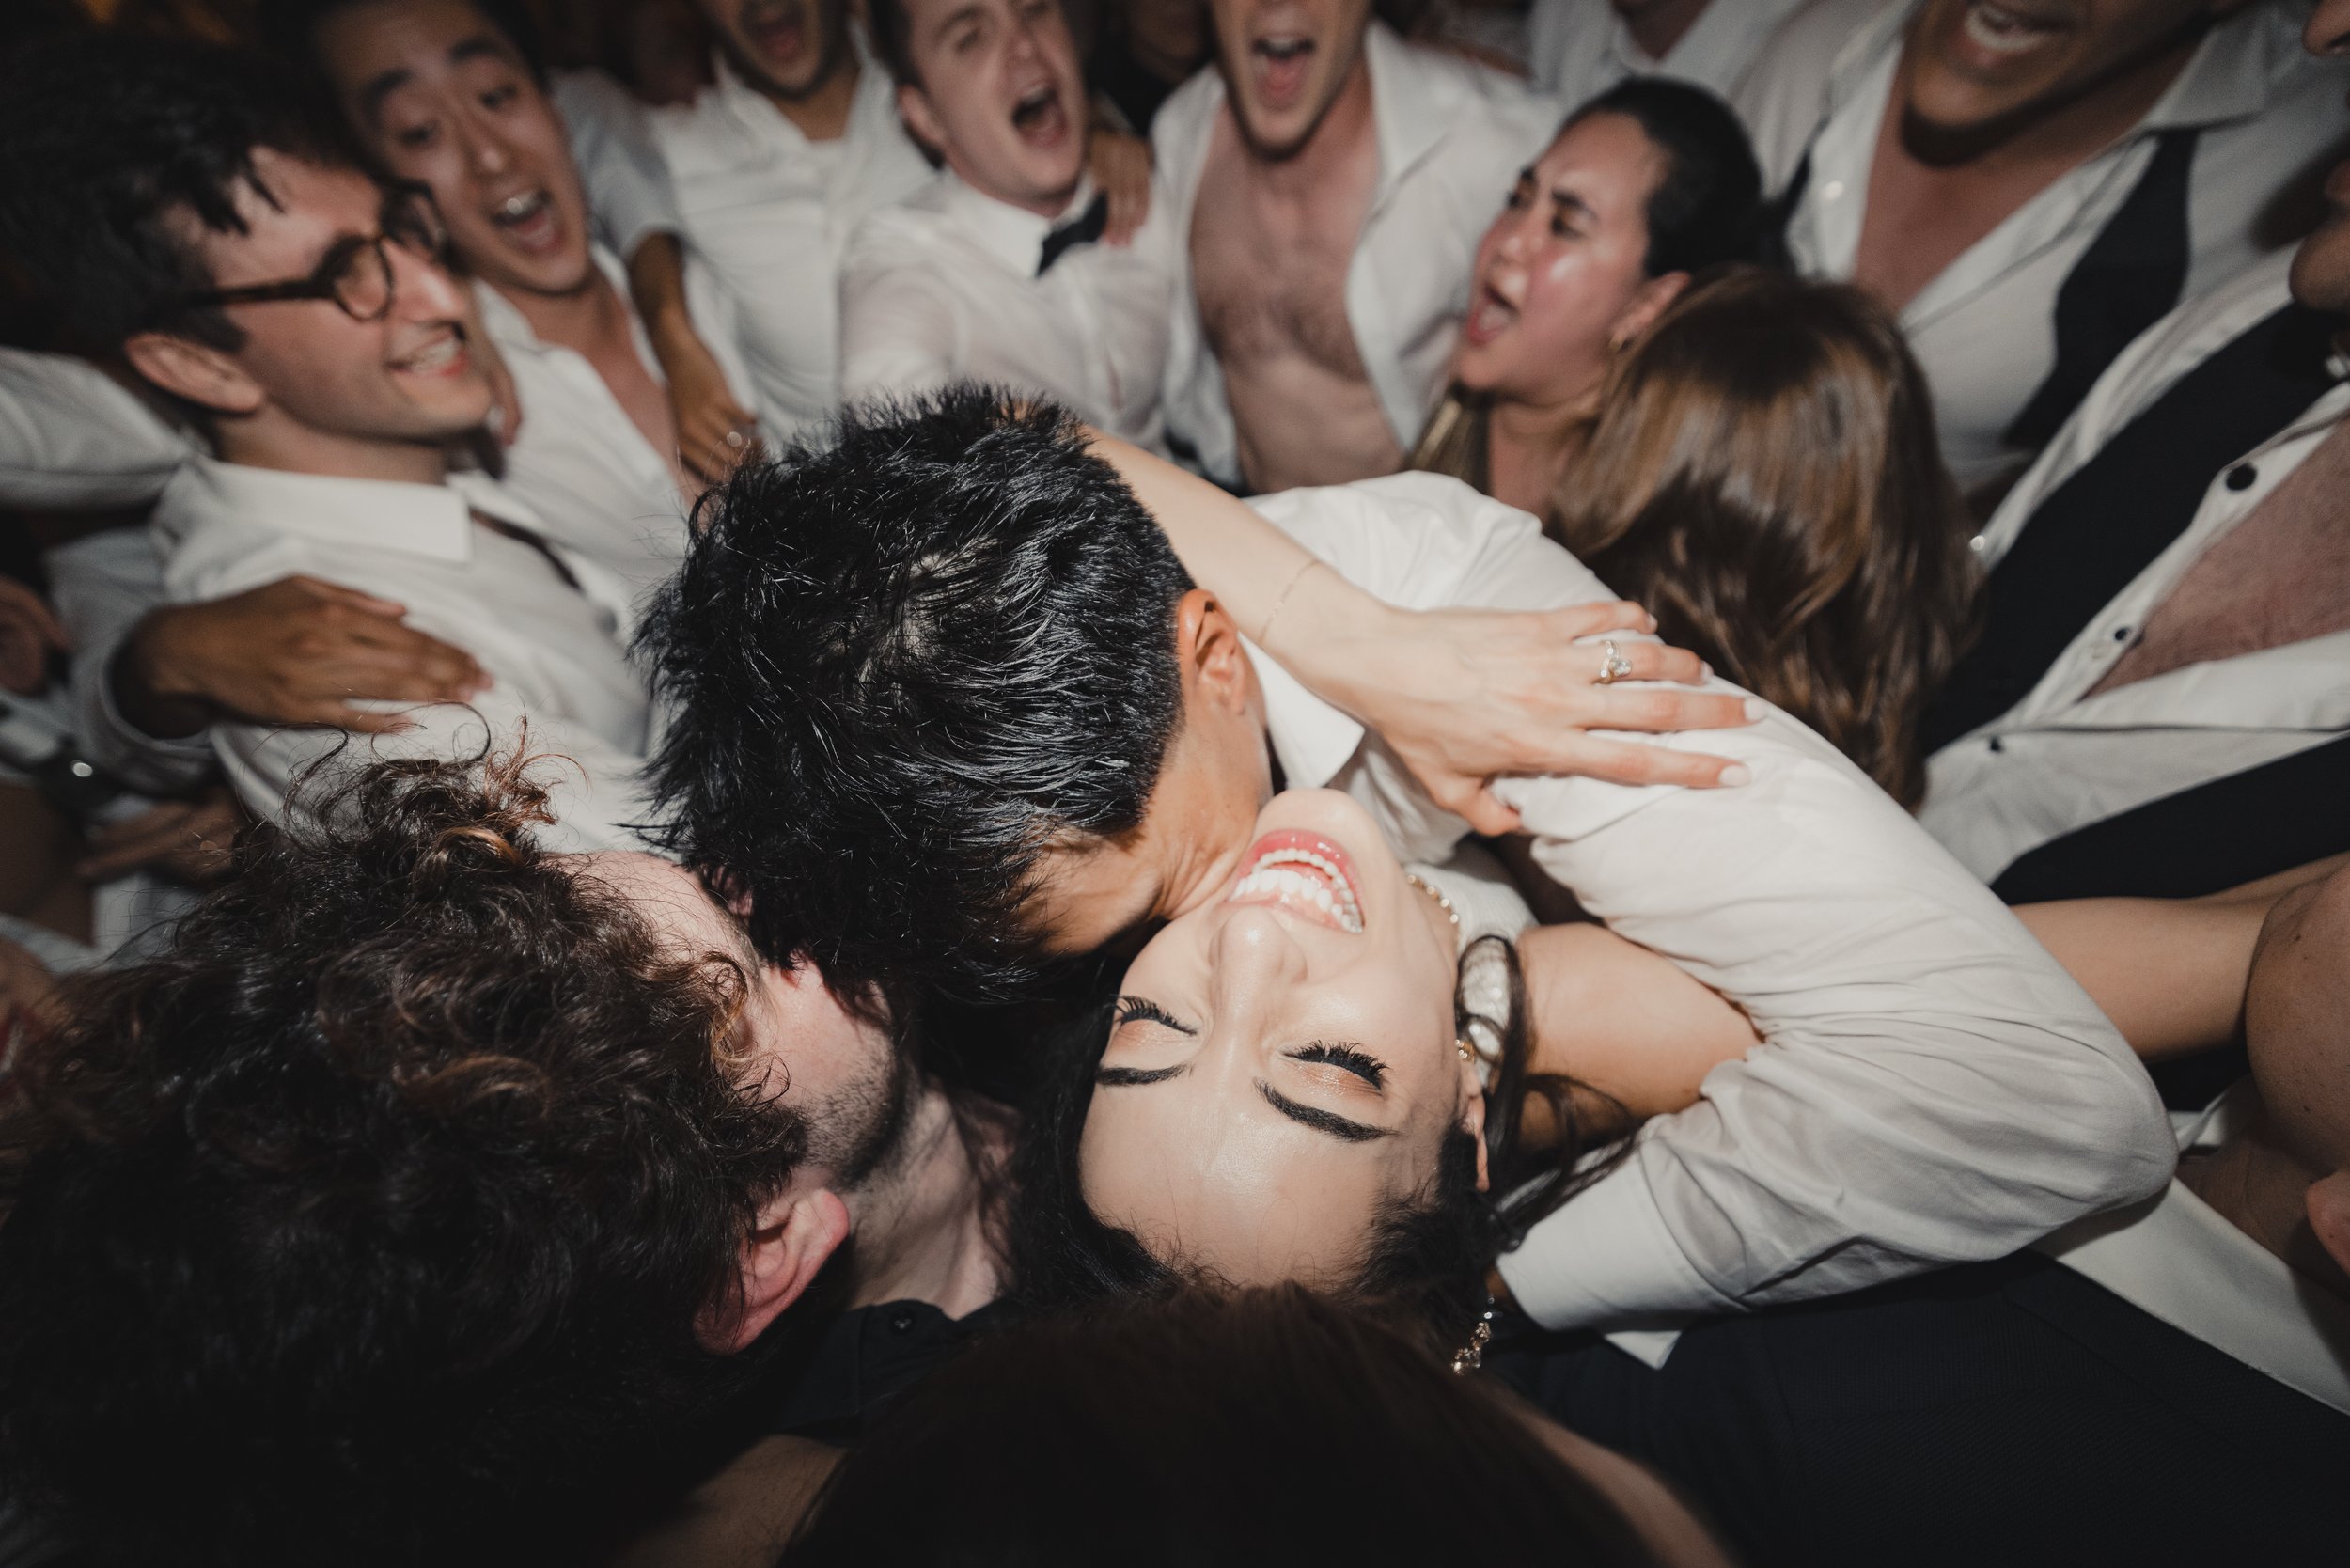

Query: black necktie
<box><xmin>1037</xmin><ymin>192</ymin><xmax>1110</xmax><ymax>276</ymax></box>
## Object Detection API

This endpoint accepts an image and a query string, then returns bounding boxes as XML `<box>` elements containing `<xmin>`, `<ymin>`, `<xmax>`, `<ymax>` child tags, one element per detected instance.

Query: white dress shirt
<box><xmin>2040</xmin><ymin>1083</ymin><xmax>2350</xmax><ymax>1418</ymax></box>
<box><xmin>551</xmin><ymin>67</ymin><xmax>683</xmax><ymax>266</ymax></box>
<box><xmin>1738</xmin><ymin>0</ymin><xmax>2350</xmax><ymax>490</ymax></box>
<box><xmin>1151</xmin><ymin>25</ymin><xmax>1561</xmax><ymax>486</ymax></box>
<box><xmin>153</xmin><ymin>461</ymin><xmax>654</xmax><ymax>853</ymax></box>
<box><xmin>0</xmin><ymin>349</ymin><xmax>193</xmax><ymax>510</ymax></box>
<box><xmin>839</xmin><ymin>174</ymin><xmax>1176</xmax><ymax>449</ymax></box>
<box><xmin>650</xmin><ymin>50</ymin><xmax>933</xmax><ymax>441</ymax></box>
<box><xmin>1242</xmin><ymin>470</ymin><xmax>2172</xmax><ymax>1330</ymax></box>
<box><xmin>1919</xmin><ymin>252</ymin><xmax>2350</xmax><ymax>885</ymax></box>
<box><xmin>1526</xmin><ymin>0</ymin><xmax>1808</xmax><ymax>113</ymax></box>
<box><xmin>474</xmin><ymin>244</ymin><xmax>755</xmax><ymax>617</ymax></box>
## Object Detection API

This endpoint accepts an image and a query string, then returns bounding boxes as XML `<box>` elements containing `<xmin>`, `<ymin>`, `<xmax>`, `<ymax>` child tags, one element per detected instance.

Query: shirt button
<box><xmin>1967</xmin><ymin>532</ymin><xmax>1989</xmax><ymax>554</ymax></box>
<box><xmin>888</xmin><ymin>1309</ymin><xmax>917</xmax><ymax>1335</ymax></box>
<box><xmin>1986</xmin><ymin>736</ymin><xmax>2004</xmax><ymax>754</ymax></box>
<box><xmin>2224</xmin><ymin>463</ymin><xmax>2256</xmax><ymax>491</ymax></box>
<box><xmin>2112</xmin><ymin>626</ymin><xmax>2131</xmax><ymax>642</ymax></box>
<box><xmin>1821</xmin><ymin>180</ymin><xmax>1846</xmax><ymax>202</ymax></box>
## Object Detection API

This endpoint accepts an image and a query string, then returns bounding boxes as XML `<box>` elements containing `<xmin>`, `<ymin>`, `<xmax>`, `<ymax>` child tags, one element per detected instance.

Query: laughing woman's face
<box><xmin>1078</xmin><ymin>789</ymin><xmax>1489</xmax><ymax>1285</ymax></box>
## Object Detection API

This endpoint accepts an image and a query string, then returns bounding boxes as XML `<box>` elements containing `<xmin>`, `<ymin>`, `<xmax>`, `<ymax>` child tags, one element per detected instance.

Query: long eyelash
<box><xmin>1114</xmin><ymin>996</ymin><xmax>1192</xmax><ymax>1033</ymax></box>
<box><xmin>1291</xmin><ymin>1041</ymin><xmax>1386</xmax><ymax>1090</ymax></box>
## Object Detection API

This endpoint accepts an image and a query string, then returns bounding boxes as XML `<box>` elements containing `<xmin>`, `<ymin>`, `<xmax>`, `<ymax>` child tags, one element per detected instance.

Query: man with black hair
<box><xmin>0</xmin><ymin>752</ymin><xmax>1002</xmax><ymax>1566</ymax></box>
<box><xmin>645</xmin><ymin>386</ymin><xmax>2174</xmax><ymax>1340</ymax></box>
<box><xmin>0</xmin><ymin>34</ymin><xmax>652</xmax><ymax>849</ymax></box>
<box><xmin>838</xmin><ymin>0</ymin><xmax>1176</xmax><ymax>447</ymax></box>
<box><xmin>273</xmin><ymin>0</ymin><xmax>760</xmax><ymax>606</ymax></box>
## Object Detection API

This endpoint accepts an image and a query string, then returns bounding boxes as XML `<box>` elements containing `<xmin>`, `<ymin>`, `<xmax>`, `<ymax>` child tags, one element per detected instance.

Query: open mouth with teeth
<box><xmin>1956</xmin><ymin>0</ymin><xmax>2069</xmax><ymax>60</ymax></box>
<box><xmin>1010</xmin><ymin>82</ymin><xmax>1068</xmax><ymax>146</ymax></box>
<box><xmin>390</xmin><ymin>324</ymin><xmax>470</xmax><ymax>378</ymax></box>
<box><xmin>1250</xmin><ymin>34</ymin><xmax>1316</xmax><ymax>109</ymax></box>
<box><xmin>1227</xmin><ymin>829</ymin><xmax>1366</xmax><ymax>935</ymax></box>
<box><xmin>488</xmin><ymin>188</ymin><xmax>563</xmax><ymax>255</ymax></box>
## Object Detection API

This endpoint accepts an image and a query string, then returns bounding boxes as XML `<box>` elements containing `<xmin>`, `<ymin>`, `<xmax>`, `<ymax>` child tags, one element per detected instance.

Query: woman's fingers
<box><xmin>1545</xmin><ymin>735</ymin><xmax>1753</xmax><ymax>790</ymax></box>
<box><xmin>1580</xmin><ymin>686</ymin><xmax>1760</xmax><ymax>735</ymax></box>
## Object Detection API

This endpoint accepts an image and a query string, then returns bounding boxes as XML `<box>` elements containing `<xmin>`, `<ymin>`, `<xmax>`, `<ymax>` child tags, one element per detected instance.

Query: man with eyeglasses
<box><xmin>0</xmin><ymin>35</ymin><xmax>658</xmax><ymax>850</ymax></box>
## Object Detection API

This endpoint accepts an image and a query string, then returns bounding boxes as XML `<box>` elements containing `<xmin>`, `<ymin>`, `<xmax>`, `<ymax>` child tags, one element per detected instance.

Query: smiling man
<box><xmin>650</xmin><ymin>0</ymin><xmax>935</xmax><ymax>441</ymax></box>
<box><xmin>838</xmin><ymin>0</ymin><xmax>1176</xmax><ymax>448</ymax></box>
<box><xmin>1155</xmin><ymin>0</ymin><xmax>1560</xmax><ymax>491</ymax></box>
<box><xmin>1739</xmin><ymin>0</ymin><xmax>2350</xmax><ymax>497</ymax></box>
<box><xmin>0</xmin><ymin>34</ymin><xmax>656</xmax><ymax>849</ymax></box>
<box><xmin>273</xmin><ymin>0</ymin><xmax>760</xmax><ymax>613</ymax></box>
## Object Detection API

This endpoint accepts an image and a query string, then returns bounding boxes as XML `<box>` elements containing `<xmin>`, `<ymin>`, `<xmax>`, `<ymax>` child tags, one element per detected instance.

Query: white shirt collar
<box><xmin>2040</xmin><ymin>1081</ymin><xmax>2350</xmax><ymax>1417</ymax></box>
<box><xmin>936</xmin><ymin>173</ymin><xmax>1097</xmax><ymax>275</ymax></box>
<box><xmin>1361</xmin><ymin>21</ymin><xmax>1461</xmax><ymax>198</ymax></box>
<box><xmin>470</xmin><ymin>243</ymin><xmax>632</xmax><ymax>353</ymax></box>
<box><xmin>159</xmin><ymin>457</ymin><xmax>546</xmax><ymax>565</ymax></box>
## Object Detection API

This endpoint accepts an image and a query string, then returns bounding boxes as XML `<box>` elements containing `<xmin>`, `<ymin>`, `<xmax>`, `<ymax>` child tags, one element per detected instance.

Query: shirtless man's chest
<box><xmin>1190</xmin><ymin>107</ymin><xmax>1403</xmax><ymax>492</ymax></box>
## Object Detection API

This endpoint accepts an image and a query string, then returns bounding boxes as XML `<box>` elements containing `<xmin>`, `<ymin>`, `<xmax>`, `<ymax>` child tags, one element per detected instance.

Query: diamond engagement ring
<box><xmin>1595</xmin><ymin>639</ymin><xmax>1635</xmax><ymax>684</ymax></box>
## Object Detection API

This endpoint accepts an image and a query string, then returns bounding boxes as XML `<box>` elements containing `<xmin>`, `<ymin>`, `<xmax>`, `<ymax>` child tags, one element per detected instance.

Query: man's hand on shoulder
<box><xmin>114</xmin><ymin>575</ymin><xmax>488</xmax><ymax>740</ymax></box>
<box><xmin>1087</xmin><ymin>128</ymin><xmax>1153</xmax><ymax>244</ymax></box>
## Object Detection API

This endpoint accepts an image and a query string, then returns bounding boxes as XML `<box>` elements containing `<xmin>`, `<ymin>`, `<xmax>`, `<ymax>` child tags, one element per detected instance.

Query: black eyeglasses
<box><xmin>171</xmin><ymin>184</ymin><xmax>450</xmax><ymax>324</ymax></box>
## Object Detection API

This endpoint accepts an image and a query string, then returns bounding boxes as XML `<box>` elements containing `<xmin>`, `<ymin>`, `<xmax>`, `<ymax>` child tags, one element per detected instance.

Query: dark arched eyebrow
<box><xmin>1257</xmin><ymin>1082</ymin><xmax>1389</xmax><ymax>1144</ymax></box>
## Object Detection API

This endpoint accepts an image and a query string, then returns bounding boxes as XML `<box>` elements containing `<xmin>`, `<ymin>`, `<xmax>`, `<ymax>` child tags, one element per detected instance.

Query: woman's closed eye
<box><xmin>1098</xmin><ymin>996</ymin><xmax>1194</xmax><ymax>1087</ymax></box>
<box><xmin>1289</xmin><ymin>1040</ymin><xmax>1386</xmax><ymax>1090</ymax></box>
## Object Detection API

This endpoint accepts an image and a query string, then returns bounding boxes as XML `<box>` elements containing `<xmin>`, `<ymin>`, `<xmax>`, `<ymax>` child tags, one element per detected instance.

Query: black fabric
<box><xmin>2004</xmin><ymin>128</ymin><xmax>2201</xmax><ymax>452</ymax></box>
<box><xmin>765</xmin><ymin>1298</ymin><xmax>1010</xmax><ymax>1444</ymax></box>
<box><xmin>1491</xmin><ymin>1252</ymin><xmax>2350</xmax><ymax>1568</ymax></box>
<box><xmin>1089</xmin><ymin>46</ymin><xmax>1181</xmax><ymax>136</ymax></box>
<box><xmin>1037</xmin><ymin>192</ymin><xmax>1110</xmax><ymax>276</ymax></box>
<box><xmin>1921</xmin><ymin>299</ymin><xmax>2340</xmax><ymax>754</ymax></box>
<box><xmin>1991</xmin><ymin>732</ymin><xmax>2350</xmax><ymax>905</ymax></box>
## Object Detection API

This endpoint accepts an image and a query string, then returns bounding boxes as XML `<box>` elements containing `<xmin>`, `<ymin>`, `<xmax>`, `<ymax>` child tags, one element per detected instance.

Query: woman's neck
<box><xmin>1485</xmin><ymin>397</ymin><xmax>1590</xmax><ymax>520</ymax></box>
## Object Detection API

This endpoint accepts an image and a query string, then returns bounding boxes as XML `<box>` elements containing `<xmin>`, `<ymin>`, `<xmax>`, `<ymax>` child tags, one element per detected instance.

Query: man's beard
<box><xmin>799</xmin><ymin>1038</ymin><xmax>917</xmax><ymax>1197</ymax></box>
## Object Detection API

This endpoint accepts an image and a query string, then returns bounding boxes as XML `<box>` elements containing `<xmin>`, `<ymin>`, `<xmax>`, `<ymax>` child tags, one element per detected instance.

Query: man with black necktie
<box><xmin>1738</xmin><ymin>0</ymin><xmax>2350</xmax><ymax>501</ymax></box>
<box><xmin>1918</xmin><ymin>0</ymin><xmax>2350</xmax><ymax>949</ymax></box>
<box><xmin>838</xmin><ymin>0</ymin><xmax>1176</xmax><ymax>449</ymax></box>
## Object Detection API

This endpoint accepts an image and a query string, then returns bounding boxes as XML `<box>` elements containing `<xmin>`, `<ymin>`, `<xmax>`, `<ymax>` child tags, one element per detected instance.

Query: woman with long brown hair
<box><xmin>1557</xmin><ymin>266</ymin><xmax>1979</xmax><ymax>807</ymax></box>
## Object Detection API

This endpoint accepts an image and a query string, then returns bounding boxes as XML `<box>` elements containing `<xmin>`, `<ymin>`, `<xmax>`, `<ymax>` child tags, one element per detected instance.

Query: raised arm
<box><xmin>1085</xmin><ymin>432</ymin><xmax>1756</xmax><ymax>832</ymax></box>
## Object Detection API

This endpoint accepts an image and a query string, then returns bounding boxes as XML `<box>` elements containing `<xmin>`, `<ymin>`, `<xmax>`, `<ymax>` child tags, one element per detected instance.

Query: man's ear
<box><xmin>2308</xmin><ymin>1170</ymin><xmax>2350</xmax><ymax>1282</ymax></box>
<box><xmin>697</xmin><ymin>1186</ymin><xmax>851</xmax><ymax>1355</ymax></box>
<box><xmin>1174</xmin><ymin>587</ymin><xmax>1254</xmax><ymax>715</ymax></box>
<box><xmin>1608</xmin><ymin>270</ymin><xmax>1690</xmax><ymax>353</ymax></box>
<box><xmin>122</xmin><ymin>331</ymin><xmax>265</xmax><ymax>416</ymax></box>
<box><xmin>897</xmin><ymin>82</ymin><xmax>946</xmax><ymax>157</ymax></box>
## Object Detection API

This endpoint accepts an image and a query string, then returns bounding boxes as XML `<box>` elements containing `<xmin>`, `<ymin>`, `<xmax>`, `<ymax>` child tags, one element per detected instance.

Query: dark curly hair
<box><xmin>787</xmin><ymin>1285</ymin><xmax>1668</xmax><ymax>1566</ymax></box>
<box><xmin>0</xmin><ymin>754</ymin><xmax>808</xmax><ymax>1567</ymax></box>
<box><xmin>1011</xmin><ymin>938</ymin><xmax>1633</xmax><ymax>1345</ymax></box>
<box><xmin>0</xmin><ymin>32</ymin><xmax>358</xmax><ymax>358</ymax></box>
<box><xmin>640</xmin><ymin>386</ymin><xmax>1195</xmax><ymax>1008</ymax></box>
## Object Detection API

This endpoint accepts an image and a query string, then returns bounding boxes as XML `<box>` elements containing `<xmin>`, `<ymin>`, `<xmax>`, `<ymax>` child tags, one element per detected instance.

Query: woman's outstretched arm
<box><xmin>1516</xmin><ymin>852</ymin><xmax>2350</xmax><ymax>1116</ymax></box>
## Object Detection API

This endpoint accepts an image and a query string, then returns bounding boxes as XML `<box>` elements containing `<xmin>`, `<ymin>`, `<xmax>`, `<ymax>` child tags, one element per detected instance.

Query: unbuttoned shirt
<box><xmin>839</xmin><ymin>174</ymin><xmax>1176</xmax><ymax>450</ymax></box>
<box><xmin>473</xmin><ymin>244</ymin><xmax>756</xmax><ymax>618</ymax></box>
<box><xmin>153</xmin><ymin>460</ymin><xmax>655</xmax><ymax>853</ymax></box>
<box><xmin>1737</xmin><ymin>0</ymin><xmax>2350</xmax><ymax>491</ymax></box>
<box><xmin>1919</xmin><ymin>251</ymin><xmax>2350</xmax><ymax>886</ymax></box>
<box><xmin>649</xmin><ymin>51</ymin><xmax>932</xmax><ymax>442</ymax></box>
<box><xmin>2039</xmin><ymin>1082</ymin><xmax>2350</xmax><ymax>1419</ymax></box>
<box><xmin>1152</xmin><ymin>24</ymin><xmax>1560</xmax><ymax>487</ymax></box>
<box><xmin>1243</xmin><ymin>470</ymin><xmax>2171</xmax><ymax>1331</ymax></box>
<box><xmin>1526</xmin><ymin>0</ymin><xmax>1808</xmax><ymax>115</ymax></box>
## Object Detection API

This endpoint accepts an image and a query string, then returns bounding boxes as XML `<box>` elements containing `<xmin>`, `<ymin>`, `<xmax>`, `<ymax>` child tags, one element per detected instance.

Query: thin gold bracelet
<box><xmin>1255</xmin><ymin>557</ymin><xmax>1324</xmax><ymax>646</ymax></box>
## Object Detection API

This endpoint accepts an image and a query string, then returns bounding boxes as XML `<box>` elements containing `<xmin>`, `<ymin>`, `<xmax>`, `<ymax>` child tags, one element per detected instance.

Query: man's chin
<box><xmin>2289</xmin><ymin>216</ymin><xmax>2350</xmax><ymax>319</ymax></box>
